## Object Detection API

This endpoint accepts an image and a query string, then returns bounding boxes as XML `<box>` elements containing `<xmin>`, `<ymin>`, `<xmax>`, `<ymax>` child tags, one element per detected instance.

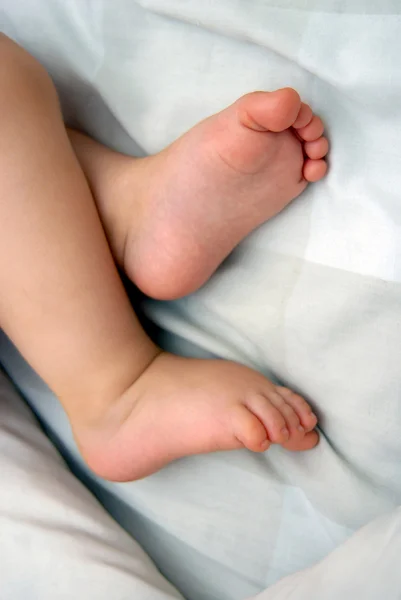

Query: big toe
<box><xmin>236</xmin><ymin>88</ymin><xmax>302</xmax><ymax>133</ymax></box>
<box><xmin>282</xmin><ymin>429</ymin><xmax>319</xmax><ymax>452</ymax></box>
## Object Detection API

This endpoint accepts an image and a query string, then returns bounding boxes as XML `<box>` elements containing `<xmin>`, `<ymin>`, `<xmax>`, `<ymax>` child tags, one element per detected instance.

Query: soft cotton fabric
<box><xmin>0</xmin><ymin>369</ymin><xmax>184</xmax><ymax>600</ymax></box>
<box><xmin>1</xmin><ymin>0</ymin><xmax>401</xmax><ymax>598</ymax></box>
<box><xmin>2</xmin><ymin>365</ymin><xmax>401</xmax><ymax>599</ymax></box>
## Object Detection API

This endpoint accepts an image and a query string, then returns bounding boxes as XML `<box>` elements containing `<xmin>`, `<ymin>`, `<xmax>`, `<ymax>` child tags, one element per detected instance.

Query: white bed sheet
<box><xmin>0</xmin><ymin>369</ymin><xmax>185</xmax><ymax>600</ymax></box>
<box><xmin>2</xmin><ymin>0</ymin><xmax>401</xmax><ymax>598</ymax></box>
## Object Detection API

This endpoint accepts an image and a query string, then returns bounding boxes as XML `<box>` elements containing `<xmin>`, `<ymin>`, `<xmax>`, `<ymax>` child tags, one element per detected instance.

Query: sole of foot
<box><xmin>123</xmin><ymin>88</ymin><xmax>328</xmax><ymax>299</ymax></box>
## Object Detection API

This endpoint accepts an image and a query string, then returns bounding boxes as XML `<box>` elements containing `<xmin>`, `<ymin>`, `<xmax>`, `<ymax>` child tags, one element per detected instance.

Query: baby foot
<box><xmin>76</xmin><ymin>353</ymin><xmax>318</xmax><ymax>482</ymax></box>
<box><xmin>122</xmin><ymin>88</ymin><xmax>328</xmax><ymax>299</ymax></box>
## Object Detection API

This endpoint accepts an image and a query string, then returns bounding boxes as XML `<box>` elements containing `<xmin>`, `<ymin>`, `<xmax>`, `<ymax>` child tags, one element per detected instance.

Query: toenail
<box><xmin>310</xmin><ymin>412</ymin><xmax>318</xmax><ymax>421</ymax></box>
<box><xmin>298</xmin><ymin>425</ymin><xmax>305</xmax><ymax>433</ymax></box>
<box><xmin>260</xmin><ymin>439</ymin><xmax>270</xmax><ymax>451</ymax></box>
<box><xmin>281</xmin><ymin>427</ymin><xmax>290</xmax><ymax>438</ymax></box>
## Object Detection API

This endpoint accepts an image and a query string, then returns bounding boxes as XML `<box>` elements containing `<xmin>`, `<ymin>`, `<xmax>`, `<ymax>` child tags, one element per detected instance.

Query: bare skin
<box><xmin>70</xmin><ymin>88</ymin><xmax>328</xmax><ymax>300</ymax></box>
<box><xmin>0</xmin><ymin>35</ymin><xmax>326</xmax><ymax>482</ymax></box>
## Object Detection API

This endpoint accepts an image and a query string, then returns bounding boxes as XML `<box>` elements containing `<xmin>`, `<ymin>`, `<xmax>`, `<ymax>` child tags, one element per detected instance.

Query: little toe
<box><xmin>276</xmin><ymin>387</ymin><xmax>318</xmax><ymax>432</ymax></box>
<box><xmin>231</xmin><ymin>404</ymin><xmax>271</xmax><ymax>452</ymax></box>
<box><xmin>303</xmin><ymin>158</ymin><xmax>327</xmax><ymax>182</ymax></box>
<box><xmin>292</xmin><ymin>102</ymin><xmax>313</xmax><ymax>130</ymax></box>
<box><xmin>304</xmin><ymin>137</ymin><xmax>329</xmax><ymax>160</ymax></box>
<box><xmin>296</xmin><ymin>115</ymin><xmax>325</xmax><ymax>142</ymax></box>
<box><xmin>236</xmin><ymin>88</ymin><xmax>302</xmax><ymax>133</ymax></box>
<box><xmin>246</xmin><ymin>394</ymin><xmax>290</xmax><ymax>444</ymax></box>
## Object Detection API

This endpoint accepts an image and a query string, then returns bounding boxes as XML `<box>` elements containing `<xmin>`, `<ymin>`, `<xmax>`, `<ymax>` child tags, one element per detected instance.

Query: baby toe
<box><xmin>303</xmin><ymin>158</ymin><xmax>327</xmax><ymax>182</ymax></box>
<box><xmin>268</xmin><ymin>389</ymin><xmax>305</xmax><ymax>438</ymax></box>
<box><xmin>282</xmin><ymin>429</ymin><xmax>319</xmax><ymax>452</ymax></box>
<box><xmin>276</xmin><ymin>387</ymin><xmax>318</xmax><ymax>432</ymax></box>
<box><xmin>297</xmin><ymin>115</ymin><xmax>325</xmax><ymax>142</ymax></box>
<box><xmin>231</xmin><ymin>404</ymin><xmax>271</xmax><ymax>452</ymax></box>
<box><xmin>246</xmin><ymin>393</ymin><xmax>290</xmax><ymax>444</ymax></box>
<box><xmin>292</xmin><ymin>102</ymin><xmax>313</xmax><ymax>129</ymax></box>
<box><xmin>235</xmin><ymin>88</ymin><xmax>301</xmax><ymax>133</ymax></box>
<box><xmin>304</xmin><ymin>136</ymin><xmax>329</xmax><ymax>160</ymax></box>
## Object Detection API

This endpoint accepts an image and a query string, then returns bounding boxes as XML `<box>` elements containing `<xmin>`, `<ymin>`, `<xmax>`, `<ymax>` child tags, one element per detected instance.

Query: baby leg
<box><xmin>0</xmin><ymin>35</ymin><xmax>318</xmax><ymax>482</ymax></box>
<box><xmin>0</xmin><ymin>34</ymin><xmax>158</xmax><ymax>429</ymax></box>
